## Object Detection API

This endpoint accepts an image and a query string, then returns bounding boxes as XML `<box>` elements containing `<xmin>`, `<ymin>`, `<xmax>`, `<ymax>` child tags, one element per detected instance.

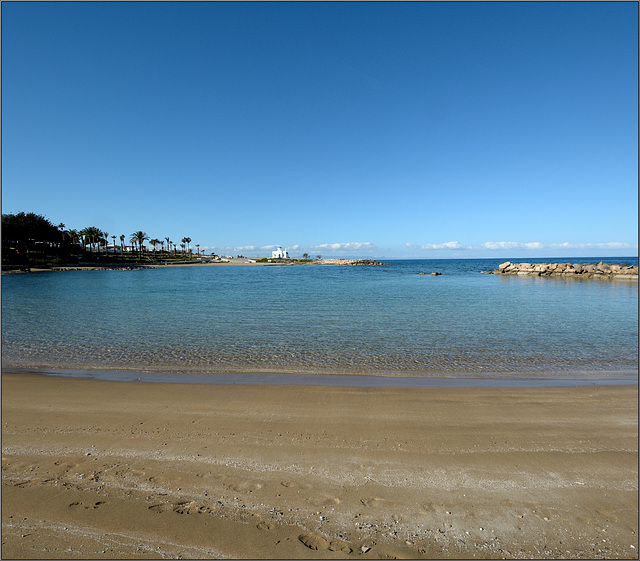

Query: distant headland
<box><xmin>1</xmin><ymin>211</ymin><xmax>389</xmax><ymax>272</ymax></box>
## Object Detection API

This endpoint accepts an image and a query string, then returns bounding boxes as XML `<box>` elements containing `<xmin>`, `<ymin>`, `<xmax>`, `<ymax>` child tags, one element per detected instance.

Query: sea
<box><xmin>2</xmin><ymin>258</ymin><xmax>638</xmax><ymax>387</ymax></box>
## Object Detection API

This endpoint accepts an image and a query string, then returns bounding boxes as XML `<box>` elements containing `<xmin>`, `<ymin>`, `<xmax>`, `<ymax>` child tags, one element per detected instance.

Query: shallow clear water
<box><xmin>2</xmin><ymin>258</ymin><xmax>638</xmax><ymax>381</ymax></box>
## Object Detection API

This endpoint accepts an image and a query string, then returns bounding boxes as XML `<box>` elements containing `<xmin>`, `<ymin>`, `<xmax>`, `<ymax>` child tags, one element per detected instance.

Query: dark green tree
<box><xmin>2</xmin><ymin>212</ymin><xmax>65</xmax><ymax>265</ymax></box>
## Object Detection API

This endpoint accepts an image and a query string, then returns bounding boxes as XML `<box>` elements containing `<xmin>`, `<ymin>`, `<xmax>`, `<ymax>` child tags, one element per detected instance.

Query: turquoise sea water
<box><xmin>2</xmin><ymin>258</ymin><xmax>638</xmax><ymax>383</ymax></box>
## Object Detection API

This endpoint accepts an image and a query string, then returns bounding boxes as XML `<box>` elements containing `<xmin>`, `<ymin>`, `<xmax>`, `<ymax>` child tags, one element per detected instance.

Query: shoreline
<box><xmin>2</xmin><ymin>373</ymin><xmax>637</xmax><ymax>559</ymax></box>
<box><xmin>1</xmin><ymin>257</ymin><xmax>387</xmax><ymax>273</ymax></box>
<box><xmin>3</xmin><ymin>366</ymin><xmax>638</xmax><ymax>389</ymax></box>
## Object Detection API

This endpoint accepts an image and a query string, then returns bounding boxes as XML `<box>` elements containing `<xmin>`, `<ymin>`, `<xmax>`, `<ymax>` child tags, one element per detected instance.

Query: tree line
<box><xmin>2</xmin><ymin>211</ymin><xmax>203</xmax><ymax>267</ymax></box>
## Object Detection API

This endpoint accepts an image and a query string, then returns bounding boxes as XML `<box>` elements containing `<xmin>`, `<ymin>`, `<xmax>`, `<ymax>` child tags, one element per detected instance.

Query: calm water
<box><xmin>2</xmin><ymin>258</ymin><xmax>638</xmax><ymax>382</ymax></box>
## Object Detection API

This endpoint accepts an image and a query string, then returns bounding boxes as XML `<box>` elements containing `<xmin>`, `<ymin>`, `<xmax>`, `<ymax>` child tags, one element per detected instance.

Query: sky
<box><xmin>2</xmin><ymin>1</ymin><xmax>638</xmax><ymax>259</ymax></box>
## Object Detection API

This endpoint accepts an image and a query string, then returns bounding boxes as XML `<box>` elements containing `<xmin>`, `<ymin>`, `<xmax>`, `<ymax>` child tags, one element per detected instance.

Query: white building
<box><xmin>271</xmin><ymin>246</ymin><xmax>289</xmax><ymax>259</ymax></box>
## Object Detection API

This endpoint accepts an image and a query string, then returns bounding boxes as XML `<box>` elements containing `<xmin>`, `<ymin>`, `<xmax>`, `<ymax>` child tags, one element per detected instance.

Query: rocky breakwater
<box><xmin>487</xmin><ymin>261</ymin><xmax>638</xmax><ymax>280</ymax></box>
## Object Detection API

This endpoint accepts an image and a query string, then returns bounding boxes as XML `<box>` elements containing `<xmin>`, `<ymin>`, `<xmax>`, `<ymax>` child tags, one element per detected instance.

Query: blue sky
<box><xmin>2</xmin><ymin>2</ymin><xmax>637</xmax><ymax>258</ymax></box>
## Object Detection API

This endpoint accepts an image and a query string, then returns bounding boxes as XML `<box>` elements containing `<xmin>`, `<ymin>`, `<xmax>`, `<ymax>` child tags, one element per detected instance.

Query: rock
<box><xmin>489</xmin><ymin>262</ymin><xmax>637</xmax><ymax>281</ymax></box>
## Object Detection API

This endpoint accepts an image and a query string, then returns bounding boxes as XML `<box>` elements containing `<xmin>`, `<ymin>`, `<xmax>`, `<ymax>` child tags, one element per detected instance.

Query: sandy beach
<box><xmin>1</xmin><ymin>373</ymin><xmax>637</xmax><ymax>559</ymax></box>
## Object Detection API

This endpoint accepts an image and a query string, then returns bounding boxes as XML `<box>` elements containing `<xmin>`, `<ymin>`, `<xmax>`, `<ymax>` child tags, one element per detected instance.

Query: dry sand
<box><xmin>1</xmin><ymin>373</ymin><xmax>637</xmax><ymax>559</ymax></box>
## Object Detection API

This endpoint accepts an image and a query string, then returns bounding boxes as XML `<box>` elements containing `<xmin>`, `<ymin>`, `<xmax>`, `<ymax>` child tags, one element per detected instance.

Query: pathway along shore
<box><xmin>486</xmin><ymin>261</ymin><xmax>638</xmax><ymax>280</ymax></box>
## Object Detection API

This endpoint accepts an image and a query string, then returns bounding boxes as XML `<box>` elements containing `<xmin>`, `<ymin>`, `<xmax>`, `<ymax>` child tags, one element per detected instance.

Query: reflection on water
<box><xmin>2</xmin><ymin>258</ymin><xmax>638</xmax><ymax>379</ymax></box>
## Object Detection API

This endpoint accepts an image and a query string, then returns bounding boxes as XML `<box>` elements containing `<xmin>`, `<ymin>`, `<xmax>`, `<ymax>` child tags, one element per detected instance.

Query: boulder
<box><xmin>489</xmin><ymin>262</ymin><xmax>637</xmax><ymax>280</ymax></box>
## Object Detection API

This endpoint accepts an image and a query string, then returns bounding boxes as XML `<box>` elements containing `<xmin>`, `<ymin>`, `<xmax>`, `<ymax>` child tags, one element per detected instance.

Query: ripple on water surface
<box><xmin>2</xmin><ymin>259</ymin><xmax>637</xmax><ymax>379</ymax></box>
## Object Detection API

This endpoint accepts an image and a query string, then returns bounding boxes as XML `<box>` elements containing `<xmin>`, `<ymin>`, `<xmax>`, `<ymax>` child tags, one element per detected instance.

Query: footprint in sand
<box><xmin>68</xmin><ymin>501</ymin><xmax>106</xmax><ymax>510</ymax></box>
<box><xmin>422</xmin><ymin>502</ymin><xmax>446</xmax><ymax>513</ymax></box>
<box><xmin>321</xmin><ymin>497</ymin><xmax>341</xmax><ymax>507</ymax></box>
<box><xmin>231</xmin><ymin>481</ymin><xmax>263</xmax><ymax>493</ymax></box>
<box><xmin>173</xmin><ymin>501</ymin><xmax>202</xmax><ymax>515</ymax></box>
<box><xmin>148</xmin><ymin>475</ymin><xmax>166</xmax><ymax>484</ymax></box>
<box><xmin>280</xmin><ymin>480</ymin><xmax>311</xmax><ymax>490</ymax></box>
<box><xmin>595</xmin><ymin>508</ymin><xmax>619</xmax><ymax>522</ymax></box>
<box><xmin>360</xmin><ymin>497</ymin><xmax>384</xmax><ymax>507</ymax></box>
<box><xmin>298</xmin><ymin>533</ymin><xmax>353</xmax><ymax>554</ymax></box>
<box><xmin>148</xmin><ymin>503</ymin><xmax>175</xmax><ymax>513</ymax></box>
<box><xmin>148</xmin><ymin>501</ymin><xmax>213</xmax><ymax>515</ymax></box>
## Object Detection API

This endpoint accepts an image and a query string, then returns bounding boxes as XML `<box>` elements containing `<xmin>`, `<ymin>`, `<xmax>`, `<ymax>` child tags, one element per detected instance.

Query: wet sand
<box><xmin>1</xmin><ymin>373</ymin><xmax>637</xmax><ymax>559</ymax></box>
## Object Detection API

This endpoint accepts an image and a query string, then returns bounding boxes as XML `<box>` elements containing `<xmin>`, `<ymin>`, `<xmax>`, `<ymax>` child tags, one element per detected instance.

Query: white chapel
<box><xmin>271</xmin><ymin>246</ymin><xmax>289</xmax><ymax>259</ymax></box>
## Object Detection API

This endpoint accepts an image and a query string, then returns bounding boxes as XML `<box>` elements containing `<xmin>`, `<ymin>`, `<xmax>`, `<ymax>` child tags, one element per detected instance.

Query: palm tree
<box><xmin>102</xmin><ymin>231</ymin><xmax>109</xmax><ymax>255</ymax></box>
<box><xmin>150</xmin><ymin>238</ymin><xmax>161</xmax><ymax>257</ymax></box>
<box><xmin>67</xmin><ymin>229</ymin><xmax>79</xmax><ymax>246</ymax></box>
<box><xmin>130</xmin><ymin>231</ymin><xmax>148</xmax><ymax>259</ymax></box>
<box><xmin>79</xmin><ymin>228</ymin><xmax>88</xmax><ymax>253</ymax></box>
<box><xmin>180</xmin><ymin>242</ymin><xmax>186</xmax><ymax>255</ymax></box>
<box><xmin>111</xmin><ymin>235</ymin><xmax>116</xmax><ymax>254</ymax></box>
<box><xmin>56</xmin><ymin>223</ymin><xmax>66</xmax><ymax>248</ymax></box>
<box><xmin>78</xmin><ymin>229</ymin><xmax>86</xmax><ymax>252</ymax></box>
<box><xmin>120</xmin><ymin>234</ymin><xmax>125</xmax><ymax>254</ymax></box>
<box><xmin>181</xmin><ymin>237</ymin><xmax>191</xmax><ymax>256</ymax></box>
<box><xmin>81</xmin><ymin>227</ymin><xmax>102</xmax><ymax>254</ymax></box>
<box><xmin>57</xmin><ymin>224</ymin><xmax>66</xmax><ymax>248</ymax></box>
<box><xmin>165</xmin><ymin>237</ymin><xmax>170</xmax><ymax>255</ymax></box>
<box><xmin>196</xmin><ymin>244</ymin><xmax>200</xmax><ymax>256</ymax></box>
